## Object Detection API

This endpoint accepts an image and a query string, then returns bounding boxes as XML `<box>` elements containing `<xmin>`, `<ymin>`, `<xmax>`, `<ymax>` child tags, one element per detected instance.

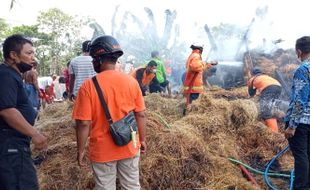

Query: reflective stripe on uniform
<box><xmin>183</xmin><ymin>86</ymin><xmax>204</xmax><ymax>90</ymax></box>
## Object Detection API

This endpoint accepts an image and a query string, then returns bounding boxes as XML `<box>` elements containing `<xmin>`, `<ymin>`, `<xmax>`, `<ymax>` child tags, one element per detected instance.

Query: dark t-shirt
<box><xmin>0</xmin><ymin>64</ymin><xmax>37</xmax><ymax>140</ymax></box>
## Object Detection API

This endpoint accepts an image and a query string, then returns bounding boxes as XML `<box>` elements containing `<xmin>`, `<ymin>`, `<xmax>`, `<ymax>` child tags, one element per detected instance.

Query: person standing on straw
<box><xmin>73</xmin><ymin>35</ymin><xmax>146</xmax><ymax>190</ymax></box>
<box><xmin>183</xmin><ymin>43</ymin><xmax>217</xmax><ymax>115</ymax></box>
<box><xmin>285</xmin><ymin>36</ymin><xmax>310</xmax><ymax>190</ymax></box>
<box><xmin>0</xmin><ymin>34</ymin><xmax>47</xmax><ymax>190</ymax></box>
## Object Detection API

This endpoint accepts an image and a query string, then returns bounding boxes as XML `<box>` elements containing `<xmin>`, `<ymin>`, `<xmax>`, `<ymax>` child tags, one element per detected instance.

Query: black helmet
<box><xmin>251</xmin><ymin>66</ymin><xmax>262</xmax><ymax>75</ymax></box>
<box><xmin>190</xmin><ymin>43</ymin><xmax>204</xmax><ymax>52</ymax></box>
<box><xmin>89</xmin><ymin>35</ymin><xmax>124</xmax><ymax>59</ymax></box>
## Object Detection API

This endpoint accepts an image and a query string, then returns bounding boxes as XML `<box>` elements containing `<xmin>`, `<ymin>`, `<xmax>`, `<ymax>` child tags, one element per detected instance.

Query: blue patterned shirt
<box><xmin>285</xmin><ymin>59</ymin><xmax>310</xmax><ymax>129</ymax></box>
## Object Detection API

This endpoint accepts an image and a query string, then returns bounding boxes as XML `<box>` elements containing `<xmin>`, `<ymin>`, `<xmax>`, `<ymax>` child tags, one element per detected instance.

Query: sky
<box><xmin>0</xmin><ymin>0</ymin><xmax>309</xmax><ymax>51</ymax></box>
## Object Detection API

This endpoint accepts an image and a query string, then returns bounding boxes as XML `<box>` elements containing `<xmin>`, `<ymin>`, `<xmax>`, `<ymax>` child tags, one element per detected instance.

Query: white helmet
<box><xmin>126</xmin><ymin>55</ymin><xmax>135</xmax><ymax>64</ymax></box>
<box><xmin>190</xmin><ymin>42</ymin><xmax>204</xmax><ymax>50</ymax></box>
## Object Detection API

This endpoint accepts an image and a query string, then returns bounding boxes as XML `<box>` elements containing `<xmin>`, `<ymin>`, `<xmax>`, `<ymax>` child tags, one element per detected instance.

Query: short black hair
<box><xmin>296</xmin><ymin>36</ymin><xmax>310</xmax><ymax>54</ymax></box>
<box><xmin>82</xmin><ymin>40</ymin><xmax>91</xmax><ymax>52</ymax></box>
<box><xmin>151</xmin><ymin>50</ymin><xmax>159</xmax><ymax>58</ymax></box>
<box><xmin>2</xmin><ymin>34</ymin><xmax>33</xmax><ymax>60</ymax></box>
<box><xmin>147</xmin><ymin>60</ymin><xmax>157</xmax><ymax>67</ymax></box>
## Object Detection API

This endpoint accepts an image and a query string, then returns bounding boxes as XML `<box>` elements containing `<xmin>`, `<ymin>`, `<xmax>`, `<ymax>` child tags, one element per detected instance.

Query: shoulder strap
<box><xmin>92</xmin><ymin>76</ymin><xmax>113</xmax><ymax>124</ymax></box>
<box><xmin>251</xmin><ymin>74</ymin><xmax>262</xmax><ymax>87</ymax></box>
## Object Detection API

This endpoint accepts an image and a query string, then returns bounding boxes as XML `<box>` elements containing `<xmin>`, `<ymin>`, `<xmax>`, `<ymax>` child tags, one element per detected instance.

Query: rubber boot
<box><xmin>264</xmin><ymin>118</ymin><xmax>279</xmax><ymax>133</ymax></box>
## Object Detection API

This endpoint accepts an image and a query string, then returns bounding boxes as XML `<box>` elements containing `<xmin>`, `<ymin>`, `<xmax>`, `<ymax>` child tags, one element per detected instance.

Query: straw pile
<box><xmin>208</xmin><ymin>86</ymin><xmax>249</xmax><ymax>100</ymax></box>
<box><xmin>34</xmin><ymin>102</ymin><xmax>94</xmax><ymax>190</ymax></box>
<box><xmin>34</xmin><ymin>89</ymin><xmax>292</xmax><ymax>190</ymax></box>
<box><xmin>245</xmin><ymin>49</ymin><xmax>298</xmax><ymax>84</ymax></box>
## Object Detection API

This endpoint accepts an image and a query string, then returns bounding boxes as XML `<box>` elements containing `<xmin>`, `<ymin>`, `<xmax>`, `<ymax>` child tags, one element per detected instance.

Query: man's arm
<box><xmin>0</xmin><ymin>108</ymin><xmax>47</xmax><ymax>150</ymax></box>
<box><xmin>189</xmin><ymin>56</ymin><xmax>204</xmax><ymax>72</ymax></box>
<box><xmin>69</xmin><ymin>74</ymin><xmax>75</xmax><ymax>99</ymax></box>
<box><xmin>134</xmin><ymin>111</ymin><xmax>146</xmax><ymax>153</ymax></box>
<box><xmin>75</xmin><ymin>120</ymin><xmax>91</xmax><ymax>166</ymax></box>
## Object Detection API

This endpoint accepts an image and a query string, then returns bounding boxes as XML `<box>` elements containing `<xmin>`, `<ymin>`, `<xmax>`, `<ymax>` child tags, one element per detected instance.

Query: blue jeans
<box><xmin>0</xmin><ymin>132</ymin><xmax>38</xmax><ymax>190</ymax></box>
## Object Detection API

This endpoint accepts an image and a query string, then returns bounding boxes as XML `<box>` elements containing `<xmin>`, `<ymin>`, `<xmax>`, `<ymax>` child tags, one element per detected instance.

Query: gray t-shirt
<box><xmin>69</xmin><ymin>55</ymin><xmax>96</xmax><ymax>96</ymax></box>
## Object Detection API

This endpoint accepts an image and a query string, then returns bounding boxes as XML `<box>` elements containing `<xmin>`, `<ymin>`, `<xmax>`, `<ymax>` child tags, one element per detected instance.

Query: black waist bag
<box><xmin>110</xmin><ymin>111</ymin><xmax>137</xmax><ymax>146</ymax></box>
<box><xmin>92</xmin><ymin>76</ymin><xmax>137</xmax><ymax>146</ymax></box>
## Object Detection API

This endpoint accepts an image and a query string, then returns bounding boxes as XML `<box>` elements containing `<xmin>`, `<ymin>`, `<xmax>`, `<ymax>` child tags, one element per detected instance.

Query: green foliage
<box><xmin>0</xmin><ymin>8</ymin><xmax>89</xmax><ymax>75</ymax></box>
<box><xmin>36</xmin><ymin>8</ymin><xmax>90</xmax><ymax>75</ymax></box>
<box><xmin>0</xmin><ymin>19</ymin><xmax>10</xmax><ymax>61</ymax></box>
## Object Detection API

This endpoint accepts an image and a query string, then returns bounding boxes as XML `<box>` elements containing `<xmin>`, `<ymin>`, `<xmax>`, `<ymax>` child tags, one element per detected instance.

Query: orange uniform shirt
<box><xmin>131</xmin><ymin>68</ymin><xmax>155</xmax><ymax>86</ymax></box>
<box><xmin>247</xmin><ymin>74</ymin><xmax>281</xmax><ymax>94</ymax></box>
<box><xmin>72</xmin><ymin>70</ymin><xmax>145</xmax><ymax>163</ymax></box>
<box><xmin>183</xmin><ymin>50</ymin><xmax>212</xmax><ymax>93</ymax></box>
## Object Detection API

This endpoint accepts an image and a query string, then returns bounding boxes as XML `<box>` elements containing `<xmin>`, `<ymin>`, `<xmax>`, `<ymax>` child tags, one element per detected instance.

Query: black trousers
<box><xmin>0</xmin><ymin>133</ymin><xmax>38</xmax><ymax>190</ymax></box>
<box><xmin>259</xmin><ymin>85</ymin><xmax>282</xmax><ymax>119</ymax></box>
<box><xmin>189</xmin><ymin>93</ymin><xmax>200</xmax><ymax>104</ymax></box>
<box><xmin>289</xmin><ymin>123</ymin><xmax>310</xmax><ymax>190</ymax></box>
<box><xmin>149</xmin><ymin>80</ymin><xmax>169</xmax><ymax>93</ymax></box>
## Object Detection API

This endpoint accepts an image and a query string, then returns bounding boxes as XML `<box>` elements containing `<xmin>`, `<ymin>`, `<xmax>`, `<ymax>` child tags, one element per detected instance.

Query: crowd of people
<box><xmin>0</xmin><ymin>33</ymin><xmax>310</xmax><ymax>190</ymax></box>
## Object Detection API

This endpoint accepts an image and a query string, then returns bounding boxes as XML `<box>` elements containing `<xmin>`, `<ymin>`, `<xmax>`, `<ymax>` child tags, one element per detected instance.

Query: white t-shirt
<box><xmin>38</xmin><ymin>76</ymin><xmax>53</xmax><ymax>90</ymax></box>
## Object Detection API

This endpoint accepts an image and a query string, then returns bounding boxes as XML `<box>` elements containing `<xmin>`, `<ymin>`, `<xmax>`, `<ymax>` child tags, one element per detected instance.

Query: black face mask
<box><xmin>16</xmin><ymin>62</ymin><xmax>33</xmax><ymax>73</ymax></box>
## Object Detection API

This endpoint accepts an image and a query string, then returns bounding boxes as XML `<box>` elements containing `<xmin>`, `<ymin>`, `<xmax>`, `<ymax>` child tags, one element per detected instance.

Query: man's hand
<box><xmin>32</xmin><ymin>132</ymin><xmax>48</xmax><ymax>150</ymax></box>
<box><xmin>284</xmin><ymin>127</ymin><xmax>296</xmax><ymax>139</ymax></box>
<box><xmin>77</xmin><ymin>149</ymin><xmax>86</xmax><ymax>167</ymax></box>
<box><xmin>140</xmin><ymin>141</ymin><xmax>147</xmax><ymax>154</ymax></box>
<box><xmin>69</xmin><ymin>93</ymin><xmax>75</xmax><ymax>101</ymax></box>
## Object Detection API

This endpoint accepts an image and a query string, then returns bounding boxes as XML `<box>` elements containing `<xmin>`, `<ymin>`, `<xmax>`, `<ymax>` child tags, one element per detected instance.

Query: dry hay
<box><xmin>256</xmin><ymin>57</ymin><xmax>277</xmax><ymax>76</ymax></box>
<box><xmin>141</xmin><ymin>123</ymin><xmax>212</xmax><ymax>189</ymax></box>
<box><xmin>230</xmin><ymin>99</ymin><xmax>258</xmax><ymax>128</ymax></box>
<box><xmin>144</xmin><ymin>93</ymin><xmax>184</xmax><ymax>122</ymax></box>
<box><xmin>33</xmin><ymin>101</ymin><xmax>94</xmax><ymax>190</ymax></box>
<box><xmin>279</xmin><ymin>63</ymin><xmax>299</xmax><ymax>81</ymax></box>
<box><xmin>37</xmin><ymin>141</ymin><xmax>93</xmax><ymax>190</ymax></box>
<box><xmin>236</xmin><ymin>123</ymin><xmax>292</xmax><ymax>189</ymax></box>
<box><xmin>34</xmin><ymin>89</ymin><xmax>293</xmax><ymax>190</ymax></box>
<box><xmin>208</xmin><ymin>86</ymin><xmax>249</xmax><ymax>100</ymax></box>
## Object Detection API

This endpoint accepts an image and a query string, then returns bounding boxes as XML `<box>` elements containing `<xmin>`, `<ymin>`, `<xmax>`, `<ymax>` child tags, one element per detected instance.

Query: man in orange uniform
<box><xmin>248</xmin><ymin>67</ymin><xmax>282</xmax><ymax>132</ymax></box>
<box><xmin>183</xmin><ymin>43</ymin><xmax>217</xmax><ymax>110</ymax></box>
<box><xmin>131</xmin><ymin>60</ymin><xmax>157</xmax><ymax>96</ymax></box>
<box><xmin>72</xmin><ymin>35</ymin><xmax>146</xmax><ymax>190</ymax></box>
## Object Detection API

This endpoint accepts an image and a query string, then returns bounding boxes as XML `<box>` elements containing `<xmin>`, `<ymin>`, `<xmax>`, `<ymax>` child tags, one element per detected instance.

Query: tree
<box><xmin>0</xmin><ymin>19</ymin><xmax>11</xmax><ymax>61</ymax></box>
<box><xmin>36</xmin><ymin>8</ymin><xmax>89</xmax><ymax>75</ymax></box>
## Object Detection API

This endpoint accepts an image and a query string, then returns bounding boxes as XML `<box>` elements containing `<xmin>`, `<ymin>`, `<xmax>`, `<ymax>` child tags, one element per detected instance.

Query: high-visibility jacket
<box><xmin>151</xmin><ymin>57</ymin><xmax>166</xmax><ymax>84</ymax></box>
<box><xmin>247</xmin><ymin>74</ymin><xmax>281</xmax><ymax>95</ymax></box>
<box><xmin>183</xmin><ymin>50</ymin><xmax>212</xmax><ymax>93</ymax></box>
<box><xmin>131</xmin><ymin>68</ymin><xmax>156</xmax><ymax>86</ymax></box>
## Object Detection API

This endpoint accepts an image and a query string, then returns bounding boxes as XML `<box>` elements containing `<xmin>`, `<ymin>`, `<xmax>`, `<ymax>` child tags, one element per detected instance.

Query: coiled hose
<box><xmin>263</xmin><ymin>145</ymin><xmax>294</xmax><ymax>190</ymax></box>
